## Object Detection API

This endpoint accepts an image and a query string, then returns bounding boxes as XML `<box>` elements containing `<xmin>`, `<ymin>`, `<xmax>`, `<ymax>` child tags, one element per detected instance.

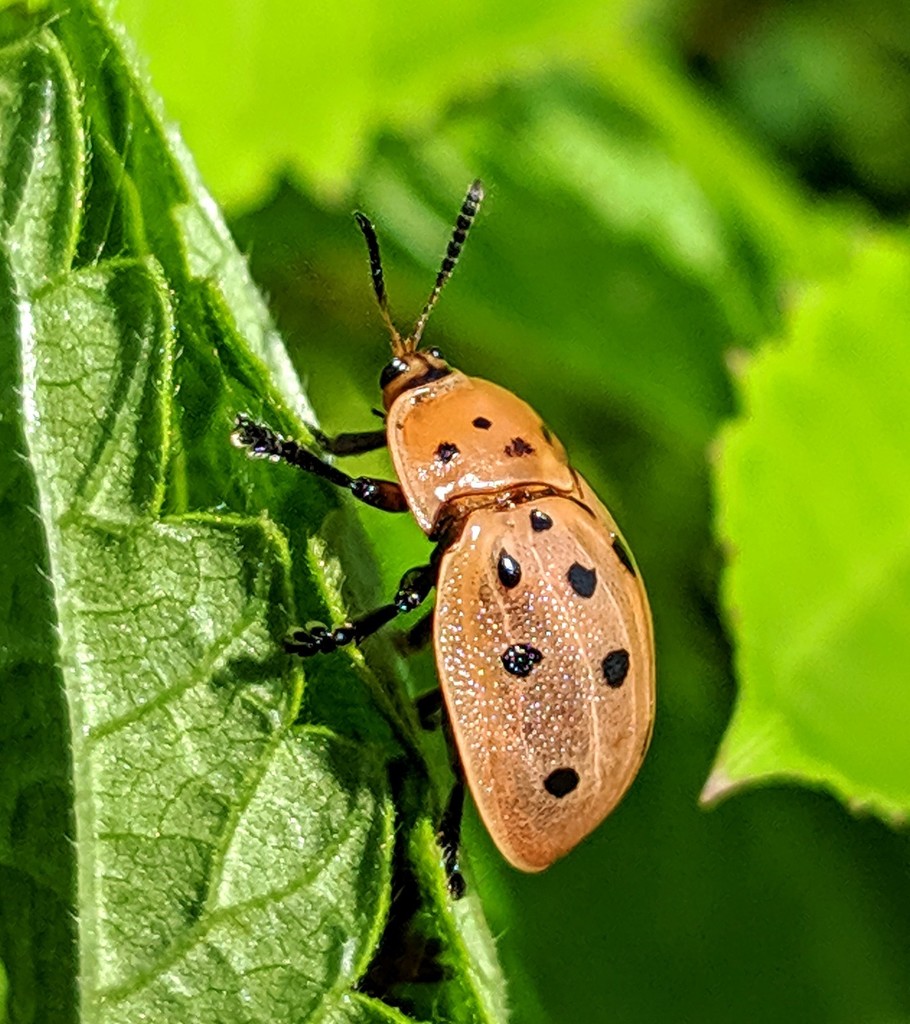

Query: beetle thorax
<box><xmin>386</xmin><ymin>372</ymin><xmax>576</xmax><ymax>534</ymax></box>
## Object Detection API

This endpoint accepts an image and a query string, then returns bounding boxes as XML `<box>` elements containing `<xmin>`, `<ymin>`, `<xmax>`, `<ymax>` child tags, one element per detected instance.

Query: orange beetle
<box><xmin>234</xmin><ymin>182</ymin><xmax>655</xmax><ymax>893</ymax></box>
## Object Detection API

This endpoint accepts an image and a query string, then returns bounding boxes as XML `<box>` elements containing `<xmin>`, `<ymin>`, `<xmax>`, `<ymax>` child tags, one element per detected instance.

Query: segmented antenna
<box><xmin>354</xmin><ymin>211</ymin><xmax>403</xmax><ymax>353</ymax></box>
<box><xmin>411</xmin><ymin>179</ymin><xmax>485</xmax><ymax>349</ymax></box>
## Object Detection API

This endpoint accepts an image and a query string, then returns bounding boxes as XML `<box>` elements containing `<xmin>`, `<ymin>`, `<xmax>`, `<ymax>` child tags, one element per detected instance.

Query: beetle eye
<box><xmin>380</xmin><ymin>357</ymin><xmax>409</xmax><ymax>389</ymax></box>
<box><xmin>427</xmin><ymin>347</ymin><xmax>445</xmax><ymax>360</ymax></box>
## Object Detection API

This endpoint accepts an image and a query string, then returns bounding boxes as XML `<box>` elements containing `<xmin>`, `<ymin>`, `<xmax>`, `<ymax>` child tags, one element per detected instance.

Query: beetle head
<box><xmin>378</xmin><ymin>347</ymin><xmax>451</xmax><ymax>408</ymax></box>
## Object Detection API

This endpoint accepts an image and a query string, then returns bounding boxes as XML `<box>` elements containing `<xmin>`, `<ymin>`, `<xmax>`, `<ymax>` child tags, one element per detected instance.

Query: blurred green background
<box><xmin>105</xmin><ymin>0</ymin><xmax>910</xmax><ymax>1021</ymax></box>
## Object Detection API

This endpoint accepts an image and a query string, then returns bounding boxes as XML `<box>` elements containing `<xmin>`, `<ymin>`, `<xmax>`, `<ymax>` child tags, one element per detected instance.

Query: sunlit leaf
<box><xmin>709</xmin><ymin>234</ymin><xmax>910</xmax><ymax>820</ymax></box>
<box><xmin>0</xmin><ymin>7</ymin><xmax>505</xmax><ymax>1023</ymax></box>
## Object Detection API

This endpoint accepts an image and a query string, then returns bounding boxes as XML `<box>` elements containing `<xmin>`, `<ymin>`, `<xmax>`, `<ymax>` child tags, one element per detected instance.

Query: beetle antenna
<box><xmin>411</xmin><ymin>179</ymin><xmax>484</xmax><ymax>349</ymax></box>
<box><xmin>354</xmin><ymin>211</ymin><xmax>404</xmax><ymax>354</ymax></box>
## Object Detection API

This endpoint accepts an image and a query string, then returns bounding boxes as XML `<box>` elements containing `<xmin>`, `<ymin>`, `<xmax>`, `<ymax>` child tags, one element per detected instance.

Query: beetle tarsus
<box><xmin>231</xmin><ymin>413</ymin><xmax>280</xmax><ymax>457</ymax></box>
<box><xmin>447</xmin><ymin>869</ymin><xmax>466</xmax><ymax>901</ymax></box>
<box><xmin>284</xmin><ymin>621</ymin><xmax>351</xmax><ymax>656</ymax></box>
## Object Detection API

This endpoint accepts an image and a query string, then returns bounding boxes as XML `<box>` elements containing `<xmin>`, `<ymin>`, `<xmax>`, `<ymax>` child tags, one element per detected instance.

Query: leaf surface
<box><xmin>709</xmin><ymin>235</ymin><xmax>910</xmax><ymax>818</ymax></box>
<box><xmin>0</xmin><ymin>9</ymin><xmax>504</xmax><ymax>1023</ymax></box>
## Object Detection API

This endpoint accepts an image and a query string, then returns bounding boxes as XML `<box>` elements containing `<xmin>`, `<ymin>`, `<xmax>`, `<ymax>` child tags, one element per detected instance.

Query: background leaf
<box><xmin>708</xmin><ymin>234</ymin><xmax>910</xmax><ymax>818</ymax></box>
<box><xmin>113</xmin><ymin>0</ymin><xmax>671</xmax><ymax>204</ymax></box>
<box><xmin>678</xmin><ymin>0</ymin><xmax>910</xmax><ymax>213</ymax></box>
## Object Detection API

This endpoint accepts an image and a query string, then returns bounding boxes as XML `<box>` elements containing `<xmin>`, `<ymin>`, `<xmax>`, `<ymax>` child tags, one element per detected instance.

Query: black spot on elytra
<box><xmin>530</xmin><ymin>509</ymin><xmax>552</xmax><ymax>532</ymax></box>
<box><xmin>472</xmin><ymin>416</ymin><xmax>492</xmax><ymax>430</ymax></box>
<box><xmin>497</xmin><ymin>549</ymin><xmax>522</xmax><ymax>589</ymax></box>
<box><xmin>505</xmin><ymin>436</ymin><xmax>534</xmax><ymax>457</ymax></box>
<box><xmin>435</xmin><ymin>442</ymin><xmax>459</xmax><ymax>464</ymax></box>
<box><xmin>567</xmin><ymin>562</ymin><xmax>597</xmax><ymax>598</ymax></box>
<box><xmin>612</xmin><ymin>535</ymin><xmax>636</xmax><ymax>576</ymax></box>
<box><xmin>501</xmin><ymin>643</ymin><xmax>542</xmax><ymax>677</ymax></box>
<box><xmin>602</xmin><ymin>649</ymin><xmax>630</xmax><ymax>688</ymax></box>
<box><xmin>544</xmin><ymin>767</ymin><xmax>579</xmax><ymax>798</ymax></box>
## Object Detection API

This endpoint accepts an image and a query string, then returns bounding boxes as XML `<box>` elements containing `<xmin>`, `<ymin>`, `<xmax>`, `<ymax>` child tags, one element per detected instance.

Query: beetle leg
<box><xmin>398</xmin><ymin>608</ymin><xmax>434</xmax><ymax>655</ymax></box>
<box><xmin>438</xmin><ymin>781</ymin><xmax>466</xmax><ymax>899</ymax></box>
<box><xmin>414</xmin><ymin>687</ymin><xmax>442</xmax><ymax>730</ymax></box>
<box><xmin>309</xmin><ymin>426</ymin><xmax>388</xmax><ymax>456</ymax></box>
<box><xmin>438</xmin><ymin>712</ymin><xmax>467</xmax><ymax>899</ymax></box>
<box><xmin>284</xmin><ymin>562</ymin><xmax>436</xmax><ymax>656</ymax></box>
<box><xmin>233</xmin><ymin>414</ymin><xmax>407</xmax><ymax>512</ymax></box>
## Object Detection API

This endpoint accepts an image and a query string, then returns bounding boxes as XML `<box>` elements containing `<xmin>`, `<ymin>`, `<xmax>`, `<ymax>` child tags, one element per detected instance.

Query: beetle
<box><xmin>233</xmin><ymin>181</ymin><xmax>655</xmax><ymax>896</ymax></box>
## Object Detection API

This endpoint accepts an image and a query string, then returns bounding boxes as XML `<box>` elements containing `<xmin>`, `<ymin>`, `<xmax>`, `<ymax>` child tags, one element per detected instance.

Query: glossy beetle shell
<box><xmin>433</xmin><ymin>487</ymin><xmax>654</xmax><ymax>871</ymax></box>
<box><xmin>387</xmin><ymin>372</ymin><xmax>574</xmax><ymax>534</ymax></box>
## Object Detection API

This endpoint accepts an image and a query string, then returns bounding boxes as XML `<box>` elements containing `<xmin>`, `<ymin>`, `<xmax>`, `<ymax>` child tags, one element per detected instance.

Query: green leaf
<box><xmin>112</xmin><ymin>0</ymin><xmax>656</xmax><ymax>203</ymax></box>
<box><xmin>111</xmin><ymin>0</ymin><xmax>847</xmax><ymax>286</ymax></box>
<box><xmin>0</xmin><ymin>7</ymin><xmax>505</xmax><ymax>1023</ymax></box>
<box><xmin>708</xmin><ymin>233</ymin><xmax>910</xmax><ymax>819</ymax></box>
<box><xmin>696</xmin><ymin>0</ymin><xmax>910</xmax><ymax>207</ymax></box>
